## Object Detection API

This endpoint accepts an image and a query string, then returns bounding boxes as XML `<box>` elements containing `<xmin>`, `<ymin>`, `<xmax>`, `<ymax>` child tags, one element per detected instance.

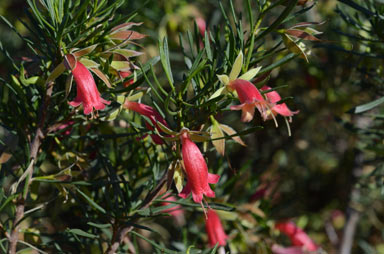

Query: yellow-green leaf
<box><xmin>238</xmin><ymin>66</ymin><xmax>262</xmax><ymax>81</ymax></box>
<box><xmin>65</xmin><ymin>74</ymin><xmax>73</xmax><ymax>98</ymax></box>
<box><xmin>79</xmin><ymin>58</ymin><xmax>100</xmax><ymax>68</ymax></box>
<box><xmin>116</xmin><ymin>95</ymin><xmax>126</xmax><ymax>104</ymax></box>
<box><xmin>156</xmin><ymin>121</ymin><xmax>177</xmax><ymax>135</ymax></box>
<box><xmin>174</xmin><ymin>161</ymin><xmax>184</xmax><ymax>193</ymax></box>
<box><xmin>217</xmin><ymin>74</ymin><xmax>229</xmax><ymax>85</ymax></box>
<box><xmin>229</xmin><ymin>51</ymin><xmax>243</xmax><ymax>81</ymax></box>
<box><xmin>127</xmin><ymin>92</ymin><xmax>144</xmax><ymax>102</ymax></box>
<box><xmin>90</xmin><ymin>68</ymin><xmax>112</xmax><ymax>88</ymax></box>
<box><xmin>208</xmin><ymin>86</ymin><xmax>226</xmax><ymax>101</ymax></box>
<box><xmin>282</xmin><ymin>34</ymin><xmax>309</xmax><ymax>62</ymax></box>
<box><xmin>210</xmin><ymin>119</ymin><xmax>225</xmax><ymax>156</ymax></box>
<box><xmin>220</xmin><ymin>124</ymin><xmax>246</xmax><ymax>146</ymax></box>
<box><xmin>112</xmin><ymin>49</ymin><xmax>143</xmax><ymax>58</ymax></box>
<box><xmin>72</xmin><ymin>44</ymin><xmax>98</xmax><ymax>57</ymax></box>
<box><xmin>110</xmin><ymin>61</ymin><xmax>131</xmax><ymax>71</ymax></box>
<box><xmin>46</xmin><ymin>62</ymin><xmax>66</xmax><ymax>84</ymax></box>
<box><xmin>100</xmin><ymin>107</ymin><xmax>121</xmax><ymax>121</ymax></box>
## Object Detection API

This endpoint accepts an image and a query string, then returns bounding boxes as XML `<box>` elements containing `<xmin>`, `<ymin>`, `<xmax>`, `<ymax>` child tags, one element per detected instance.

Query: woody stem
<box><xmin>105</xmin><ymin>170</ymin><xmax>168</xmax><ymax>254</ymax></box>
<box><xmin>8</xmin><ymin>81</ymin><xmax>54</xmax><ymax>254</ymax></box>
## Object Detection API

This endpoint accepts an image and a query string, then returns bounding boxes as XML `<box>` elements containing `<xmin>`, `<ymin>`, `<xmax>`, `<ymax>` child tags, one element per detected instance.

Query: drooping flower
<box><xmin>229</xmin><ymin>79</ymin><xmax>272</xmax><ymax>122</ymax></box>
<box><xmin>275</xmin><ymin>221</ymin><xmax>318</xmax><ymax>252</ymax></box>
<box><xmin>123</xmin><ymin>101</ymin><xmax>168</xmax><ymax>144</ymax></box>
<box><xmin>260</xmin><ymin>86</ymin><xmax>299</xmax><ymax>136</ymax></box>
<box><xmin>205</xmin><ymin>209</ymin><xmax>228</xmax><ymax>248</ymax></box>
<box><xmin>68</xmin><ymin>60</ymin><xmax>110</xmax><ymax>115</ymax></box>
<box><xmin>178</xmin><ymin>130</ymin><xmax>220</xmax><ymax>204</ymax></box>
<box><xmin>260</xmin><ymin>86</ymin><xmax>299</xmax><ymax>121</ymax></box>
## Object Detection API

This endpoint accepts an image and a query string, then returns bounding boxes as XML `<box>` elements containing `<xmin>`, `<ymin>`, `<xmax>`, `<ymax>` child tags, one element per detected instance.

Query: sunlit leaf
<box><xmin>220</xmin><ymin>124</ymin><xmax>246</xmax><ymax>146</ymax></box>
<box><xmin>238</xmin><ymin>66</ymin><xmax>262</xmax><ymax>81</ymax></box>
<box><xmin>210</xmin><ymin>119</ymin><xmax>225</xmax><ymax>156</ymax></box>
<box><xmin>229</xmin><ymin>51</ymin><xmax>243</xmax><ymax>81</ymax></box>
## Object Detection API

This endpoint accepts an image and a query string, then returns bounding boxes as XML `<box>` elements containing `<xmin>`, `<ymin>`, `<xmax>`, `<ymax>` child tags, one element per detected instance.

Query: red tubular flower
<box><xmin>205</xmin><ymin>210</ymin><xmax>228</xmax><ymax>248</ymax></box>
<box><xmin>68</xmin><ymin>61</ymin><xmax>110</xmax><ymax>115</ymax></box>
<box><xmin>178</xmin><ymin>130</ymin><xmax>220</xmax><ymax>204</ymax></box>
<box><xmin>229</xmin><ymin>79</ymin><xmax>271</xmax><ymax>122</ymax></box>
<box><xmin>162</xmin><ymin>196</ymin><xmax>184</xmax><ymax>217</ymax></box>
<box><xmin>260</xmin><ymin>86</ymin><xmax>299</xmax><ymax>121</ymax></box>
<box><xmin>275</xmin><ymin>221</ymin><xmax>318</xmax><ymax>252</ymax></box>
<box><xmin>124</xmin><ymin>101</ymin><xmax>168</xmax><ymax>144</ymax></box>
<box><xmin>119</xmin><ymin>70</ymin><xmax>134</xmax><ymax>87</ymax></box>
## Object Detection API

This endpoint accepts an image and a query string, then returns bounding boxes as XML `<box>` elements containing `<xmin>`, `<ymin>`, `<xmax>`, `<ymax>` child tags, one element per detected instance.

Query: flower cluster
<box><xmin>60</xmin><ymin>28</ymin><xmax>301</xmax><ymax>250</ymax></box>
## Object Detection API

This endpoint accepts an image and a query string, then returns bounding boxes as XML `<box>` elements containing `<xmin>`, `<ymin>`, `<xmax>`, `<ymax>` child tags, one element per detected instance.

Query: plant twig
<box><xmin>339</xmin><ymin>209</ymin><xmax>360</xmax><ymax>254</ymax></box>
<box><xmin>8</xmin><ymin>81</ymin><xmax>54</xmax><ymax>254</ymax></box>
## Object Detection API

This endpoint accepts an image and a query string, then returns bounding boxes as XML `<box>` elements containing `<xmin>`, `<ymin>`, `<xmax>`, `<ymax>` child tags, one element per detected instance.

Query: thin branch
<box><xmin>8</xmin><ymin>81</ymin><xmax>54</xmax><ymax>254</ymax></box>
<box><xmin>339</xmin><ymin>150</ymin><xmax>364</xmax><ymax>254</ymax></box>
<box><xmin>339</xmin><ymin>209</ymin><xmax>360</xmax><ymax>254</ymax></box>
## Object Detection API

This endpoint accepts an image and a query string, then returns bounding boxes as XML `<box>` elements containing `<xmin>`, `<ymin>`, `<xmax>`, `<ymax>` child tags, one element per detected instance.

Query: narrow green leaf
<box><xmin>68</xmin><ymin>228</ymin><xmax>98</xmax><ymax>239</ymax></box>
<box><xmin>87</xmin><ymin>222</ymin><xmax>111</xmax><ymax>229</ymax></box>
<box><xmin>0</xmin><ymin>194</ymin><xmax>17</xmax><ymax>212</ymax></box>
<box><xmin>208</xmin><ymin>86</ymin><xmax>226</xmax><ymax>101</ymax></box>
<box><xmin>130</xmin><ymin>231</ymin><xmax>182</xmax><ymax>254</ymax></box>
<box><xmin>205</xmin><ymin>32</ymin><xmax>212</xmax><ymax>61</ymax></box>
<box><xmin>76</xmin><ymin>188</ymin><xmax>106</xmax><ymax>214</ymax></box>
<box><xmin>352</xmin><ymin>96</ymin><xmax>384</xmax><ymax>114</ymax></box>
<box><xmin>258</xmin><ymin>53</ymin><xmax>297</xmax><ymax>75</ymax></box>
<box><xmin>159</xmin><ymin>37</ymin><xmax>174</xmax><ymax>88</ymax></box>
<box><xmin>210</xmin><ymin>244</ymin><xmax>219</xmax><ymax>254</ymax></box>
<box><xmin>238</xmin><ymin>66</ymin><xmax>262</xmax><ymax>81</ymax></box>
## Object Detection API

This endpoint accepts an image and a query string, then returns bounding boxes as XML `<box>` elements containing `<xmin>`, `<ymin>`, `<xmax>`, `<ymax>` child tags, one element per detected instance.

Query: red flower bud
<box><xmin>124</xmin><ymin>101</ymin><xmax>168</xmax><ymax>144</ymax></box>
<box><xmin>275</xmin><ymin>221</ymin><xmax>318</xmax><ymax>251</ymax></box>
<box><xmin>178</xmin><ymin>131</ymin><xmax>220</xmax><ymax>204</ymax></box>
<box><xmin>68</xmin><ymin>61</ymin><xmax>110</xmax><ymax>115</ymax></box>
<box><xmin>195</xmin><ymin>17</ymin><xmax>206</xmax><ymax>37</ymax></box>
<box><xmin>119</xmin><ymin>70</ymin><xmax>134</xmax><ymax>87</ymax></box>
<box><xmin>205</xmin><ymin>210</ymin><xmax>228</xmax><ymax>247</ymax></box>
